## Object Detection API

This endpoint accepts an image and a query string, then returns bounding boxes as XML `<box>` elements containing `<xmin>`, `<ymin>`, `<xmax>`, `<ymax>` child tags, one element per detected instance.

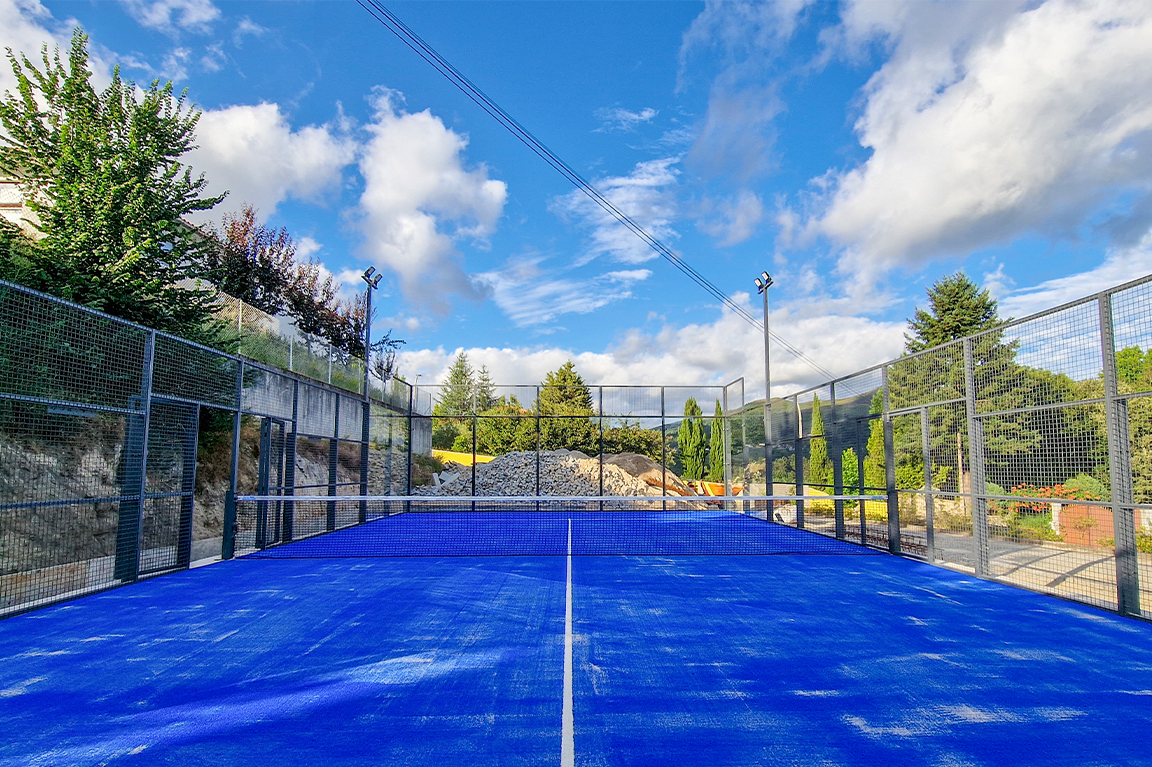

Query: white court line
<box><xmin>562</xmin><ymin>519</ymin><xmax>574</xmax><ymax>767</ymax></box>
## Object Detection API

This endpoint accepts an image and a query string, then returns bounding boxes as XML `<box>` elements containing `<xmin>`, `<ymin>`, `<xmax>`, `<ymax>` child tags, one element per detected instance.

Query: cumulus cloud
<box><xmin>552</xmin><ymin>158</ymin><xmax>679</xmax><ymax>265</ymax></box>
<box><xmin>697</xmin><ymin>189</ymin><xmax>765</xmax><ymax>246</ymax></box>
<box><xmin>397</xmin><ymin>292</ymin><xmax>904</xmax><ymax>396</ymax></box>
<box><xmin>120</xmin><ymin>0</ymin><xmax>220</xmax><ymax>34</ymax></box>
<box><xmin>476</xmin><ymin>258</ymin><xmax>650</xmax><ymax>328</ymax></box>
<box><xmin>188</xmin><ymin>102</ymin><xmax>356</xmax><ymax>220</ymax></box>
<box><xmin>355</xmin><ymin>89</ymin><xmax>507</xmax><ymax>314</ymax></box>
<box><xmin>998</xmin><ymin>235</ymin><xmax>1152</xmax><ymax>320</ymax></box>
<box><xmin>594</xmin><ymin>106</ymin><xmax>658</xmax><ymax>133</ymax></box>
<box><xmin>814</xmin><ymin>0</ymin><xmax>1152</xmax><ymax>280</ymax></box>
<box><xmin>0</xmin><ymin>0</ymin><xmax>74</xmax><ymax>96</ymax></box>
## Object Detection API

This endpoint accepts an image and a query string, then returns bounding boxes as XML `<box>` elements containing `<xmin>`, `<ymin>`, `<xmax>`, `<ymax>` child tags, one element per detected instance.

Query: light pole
<box><xmin>361</xmin><ymin>266</ymin><xmax>383</xmax><ymax>398</ymax></box>
<box><xmin>754</xmin><ymin>271</ymin><xmax>773</xmax><ymax>498</ymax></box>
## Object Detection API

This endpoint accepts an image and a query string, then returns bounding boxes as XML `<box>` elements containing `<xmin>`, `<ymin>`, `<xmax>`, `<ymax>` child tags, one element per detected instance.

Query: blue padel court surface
<box><xmin>3</xmin><ymin>511</ymin><xmax>1152</xmax><ymax>766</ymax></box>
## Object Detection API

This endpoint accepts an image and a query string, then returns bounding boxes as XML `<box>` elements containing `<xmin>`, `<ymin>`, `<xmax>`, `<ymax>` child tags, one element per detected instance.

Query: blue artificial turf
<box><xmin>571</xmin><ymin>554</ymin><xmax>1152</xmax><ymax>767</ymax></box>
<box><xmin>3</xmin><ymin>513</ymin><xmax>1152</xmax><ymax>766</ymax></box>
<box><xmin>0</xmin><ymin>555</ymin><xmax>566</xmax><ymax>766</ymax></box>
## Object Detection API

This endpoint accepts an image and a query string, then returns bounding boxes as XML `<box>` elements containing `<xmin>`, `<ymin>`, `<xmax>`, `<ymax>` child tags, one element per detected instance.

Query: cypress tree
<box><xmin>706</xmin><ymin>399</ymin><xmax>725</xmax><ymax>482</ymax></box>
<box><xmin>678</xmin><ymin>397</ymin><xmax>706</xmax><ymax>480</ymax></box>
<box><xmin>807</xmin><ymin>395</ymin><xmax>832</xmax><ymax>487</ymax></box>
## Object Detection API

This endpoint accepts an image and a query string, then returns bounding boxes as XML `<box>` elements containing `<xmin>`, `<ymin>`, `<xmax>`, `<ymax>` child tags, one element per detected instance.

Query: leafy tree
<box><xmin>678</xmin><ymin>397</ymin><xmax>706</xmax><ymax>480</ymax></box>
<box><xmin>603</xmin><ymin>419</ymin><xmax>661</xmax><ymax>460</ymax></box>
<box><xmin>204</xmin><ymin>204</ymin><xmax>297</xmax><ymax>315</ymax></box>
<box><xmin>807</xmin><ymin>395</ymin><xmax>832</xmax><ymax>487</ymax></box>
<box><xmin>0</xmin><ymin>30</ymin><xmax>224</xmax><ymax>344</ymax></box>
<box><xmin>905</xmin><ymin>272</ymin><xmax>1002</xmax><ymax>352</ymax></box>
<box><xmin>537</xmin><ymin>361</ymin><xmax>597</xmax><ymax>453</ymax></box>
<box><xmin>476</xmin><ymin>396</ymin><xmax>536</xmax><ymax>455</ymax></box>
<box><xmin>841</xmin><ymin>447</ymin><xmax>860</xmax><ymax>492</ymax></box>
<box><xmin>863</xmin><ymin>393</ymin><xmax>886</xmax><ymax>490</ymax></box>
<box><xmin>706</xmin><ymin>399</ymin><xmax>725</xmax><ymax>482</ymax></box>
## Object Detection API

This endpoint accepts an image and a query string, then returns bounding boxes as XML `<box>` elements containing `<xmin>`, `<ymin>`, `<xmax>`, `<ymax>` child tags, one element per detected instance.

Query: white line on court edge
<box><xmin>562</xmin><ymin>519</ymin><xmax>574</xmax><ymax>767</ymax></box>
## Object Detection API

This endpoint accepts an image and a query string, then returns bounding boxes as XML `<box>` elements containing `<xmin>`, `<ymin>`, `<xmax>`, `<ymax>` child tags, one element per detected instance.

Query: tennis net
<box><xmin>232</xmin><ymin>495</ymin><xmax>887</xmax><ymax>558</ymax></box>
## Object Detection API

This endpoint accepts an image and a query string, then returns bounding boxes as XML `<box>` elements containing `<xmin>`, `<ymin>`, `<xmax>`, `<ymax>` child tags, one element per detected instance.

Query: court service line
<box><xmin>562</xmin><ymin>519</ymin><xmax>574</xmax><ymax>767</ymax></box>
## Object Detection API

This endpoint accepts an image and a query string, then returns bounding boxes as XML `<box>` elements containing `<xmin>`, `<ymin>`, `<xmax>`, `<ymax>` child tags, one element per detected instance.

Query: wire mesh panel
<box><xmin>297</xmin><ymin>384</ymin><xmax>336</xmax><ymax>438</ymax></box>
<box><xmin>927</xmin><ymin>402</ymin><xmax>973</xmax><ymax>568</ymax></box>
<box><xmin>1112</xmin><ymin>281</ymin><xmax>1152</xmax><ymax>397</ymax></box>
<box><xmin>152</xmin><ymin>335</ymin><xmax>238</xmax><ymax>408</ymax></box>
<box><xmin>888</xmin><ymin>343</ymin><xmax>964</xmax><ymax>411</ymax></box>
<box><xmin>138</xmin><ymin>401</ymin><xmax>197</xmax><ymax>574</ymax></box>
<box><xmin>337</xmin><ymin>395</ymin><xmax>364</xmax><ymax>442</ymax></box>
<box><xmin>368</xmin><ymin>404</ymin><xmax>408</xmax><ymax>496</ymax></box>
<box><xmin>0</xmin><ymin>282</ymin><xmax>148</xmax><ymax>409</ymax></box>
<box><xmin>240</xmin><ymin>365</ymin><xmax>295</xmax><ymax>420</ymax></box>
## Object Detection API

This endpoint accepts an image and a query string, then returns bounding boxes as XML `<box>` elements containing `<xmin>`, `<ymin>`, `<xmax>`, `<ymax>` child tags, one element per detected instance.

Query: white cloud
<box><xmin>188</xmin><ymin>102</ymin><xmax>356</xmax><ymax>220</ymax></box>
<box><xmin>697</xmin><ymin>190</ymin><xmax>765</xmax><ymax>246</ymax></box>
<box><xmin>232</xmin><ymin>17</ymin><xmax>266</xmax><ymax>47</ymax></box>
<box><xmin>120</xmin><ymin>0</ymin><xmax>220</xmax><ymax>34</ymax></box>
<box><xmin>0</xmin><ymin>0</ymin><xmax>73</xmax><ymax>97</ymax></box>
<box><xmin>355</xmin><ymin>89</ymin><xmax>507</xmax><ymax>314</ymax></box>
<box><xmin>687</xmin><ymin>74</ymin><xmax>783</xmax><ymax>183</ymax></box>
<box><xmin>594</xmin><ymin>106</ymin><xmax>658</xmax><ymax>133</ymax></box>
<box><xmin>296</xmin><ymin>236</ymin><xmax>322</xmax><ymax>260</ymax></box>
<box><xmin>552</xmin><ymin>157</ymin><xmax>680</xmax><ymax>265</ymax></box>
<box><xmin>998</xmin><ymin>235</ymin><xmax>1152</xmax><ymax>320</ymax></box>
<box><xmin>814</xmin><ymin>0</ymin><xmax>1152</xmax><ymax>281</ymax></box>
<box><xmin>476</xmin><ymin>258</ymin><xmax>650</xmax><ymax>328</ymax></box>
<box><xmin>982</xmin><ymin>263</ymin><xmax>1015</xmax><ymax>301</ymax></box>
<box><xmin>397</xmin><ymin>292</ymin><xmax>904</xmax><ymax>396</ymax></box>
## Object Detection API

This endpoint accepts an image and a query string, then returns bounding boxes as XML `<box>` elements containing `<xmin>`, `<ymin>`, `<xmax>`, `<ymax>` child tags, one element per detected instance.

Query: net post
<box><xmin>1099</xmin><ymin>293</ymin><xmax>1141</xmax><ymax>615</ymax></box>
<box><xmin>882</xmin><ymin>366</ymin><xmax>900</xmax><ymax>555</ymax></box>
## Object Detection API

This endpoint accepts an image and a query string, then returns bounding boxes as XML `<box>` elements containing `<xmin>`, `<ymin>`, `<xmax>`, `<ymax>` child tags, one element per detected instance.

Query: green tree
<box><xmin>677</xmin><ymin>398</ymin><xmax>706</xmax><ymax>480</ymax></box>
<box><xmin>905</xmin><ymin>272</ymin><xmax>1002</xmax><ymax>352</ymax></box>
<box><xmin>0</xmin><ymin>30</ymin><xmax>224</xmax><ymax>344</ymax></box>
<box><xmin>863</xmin><ymin>393</ymin><xmax>886</xmax><ymax>490</ymax></box>
<box><xmin>537</xmin><ymin>361</ymin><xmax>597</xmax><ymax>453</ymax></box>
<box><xmin>807</xmin><ymin>395</ymin><xmax>832</xmax><ymax>487</ymax></box>
<box><xmin>475</xmin><ymin>395</ymin><xmax>535</xmax><ymax>455</ymax></box>
<box><xmin>432</xmin><ymin>352</ymin><xmax>473</xmax><ymax>450</ymax></box>
<box><xmin>603</xmin><ymin>419</ymin><xmax>661</xmax><ymax>460</ymax></box>
<box><xmin>476</xmin><ymin>365</ymin><xmax>497</xmax><ymax>411</ymax></box>
<box><xmin>706</xmin><ymin>399</ymin><xmax>725</xmax><ymax>482</ymax></box>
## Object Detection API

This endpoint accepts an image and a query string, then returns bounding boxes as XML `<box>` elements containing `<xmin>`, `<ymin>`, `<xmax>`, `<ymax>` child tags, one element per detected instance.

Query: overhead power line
<box><xmin>354</xmin><ymin>0</ymin><xmax>837</xmax><ymax>383</ymax></box>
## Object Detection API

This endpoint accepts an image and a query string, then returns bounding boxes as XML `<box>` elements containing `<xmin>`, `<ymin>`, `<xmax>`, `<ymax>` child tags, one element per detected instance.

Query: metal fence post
<box><xmin>963</xmin><ymin>338</ymin><xmax>991</xmax><ymax>576</ymax></box>
<box><xmin>723</xmin><ymin>385</ymin><xmax>732</xmax><ymax>497</ymax></box>
<box><xmin>598</xmin><ymin>386</ymin><xmax>604</xmax><ymax>497</ymax></box>
<box><xmin>285</xmin><ymin>381</ymin><xmax>298</xmax><ymax>540</ymax></box>
<box><xmin>882</xmin><ymin>366</ymin><xmax>900</xmax><ymax>554</ymax></box>
<box><xmin>406</xmin><ymin>383</ymin><xmax>413</xmax><ymax>498</ymax></box>
<box><xmin>176</xmin><ymin>404</ymin><xmax>199</xmax><ymax>569</ymax></box>
<box><xmin>115</xmin><ymin>330</ymin><xmax>155</xmax><ymax>582</ymax></box>
<box><xmin>1099</xmin><ymin>294</ymin><xmax>1141</xmax><ymax>615</ymax></box>
<box><xmin>857</xmin><ymin>420</ymin><xmax>868</xmax><ymax>545</ymax></box>
<box><xmin>921</xmin><ymin>406</ymin><xmax>935</xmax><ymax>561</ymax></box>
<box><xmin>328</xmin><ymin>401</ymin><xmax>338</xmax><ymax>532</ymax></box>
<box><xmin>661</xmin><ymin>387</ymin><xmax>667</xmax><ymax>511</ymax></box>
<box><xmin>831</xmin><ymin>382</ymin><xmax>845</xmax><ymax>539</ymax></box>
<box><xmin>222</xmin><ymin>361</ymin><xmax>244</xmax><ymax>560</ymax></box>
<box><xmin>794</xmin><ymin>396</ymin><xmax>805</xmax><ymax>529</ymax></box>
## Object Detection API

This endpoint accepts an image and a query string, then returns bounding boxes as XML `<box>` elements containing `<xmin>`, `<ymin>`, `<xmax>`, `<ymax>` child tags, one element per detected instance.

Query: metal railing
<box><xmin>757</xmin><ymin>272</ymin><xmax>1152</xmax><ymax>618</ymax></box>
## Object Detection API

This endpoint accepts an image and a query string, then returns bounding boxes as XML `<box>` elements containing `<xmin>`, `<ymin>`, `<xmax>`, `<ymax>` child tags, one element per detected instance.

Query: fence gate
<box><xmin>115</xmin><ymin>399</ymin><xmax>199</xmax><ymax>581</ymax></box>
<box><xmin>255</xmin><ymin>418</ymin><xmax>289</xmax><ymax>549</ymax></box>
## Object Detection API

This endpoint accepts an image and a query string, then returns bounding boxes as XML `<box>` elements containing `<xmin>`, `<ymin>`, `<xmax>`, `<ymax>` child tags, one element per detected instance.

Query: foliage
<box><xmin>905</xmin><ymin>271</ymin><xmax>1001</xmax><ymax>352</ymax></box>
<box><xmin>806</xmin><ymin>395</ymin><xmax>832</xmax><ymax>487</ymax></box>
<box><xmin>678</xmin><ymin>397</ymin><xmax>706</xmax><ymax>480</ymax></box>
<box><xmin>0</xmin><ymin>29</ymin><xmax>225</xmax><ymax>346</ymax></box>
<box><xmin>476</xmin><ymin>396</ymin><xmax>536</xmax><ymax>455</ymax></box>
<box><xmin>476</xmin><ymin>365</ymin><xmax>497</xmax><ymax>411</ymax></box>
<box><xmin>536</xmin><ymin>361</ymin><xmax>597</xmax><ymax>453</ymax></box>
<box><xmin>1064</xmin><ymin>472</ymin><xmax>1110</xmax><ymax>503</ymax></box>
<box><xmin>603</xmin><ymin>419</ymin><xmax>661</xmax><ymax>461</ymax></box>
<box><xmin>707</xmin><ymin>399</ymin><xmax>725</xmax><ymax>482</ymax></box>
<box><xmin>841</xmin><ymin>447</ymin><xmax>859</xmax><ymax>493</ymax></box>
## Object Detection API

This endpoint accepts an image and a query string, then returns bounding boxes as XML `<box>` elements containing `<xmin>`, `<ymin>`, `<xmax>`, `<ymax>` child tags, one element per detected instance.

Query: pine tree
<box><xmin>678</xmin><ymin>397</ymin><xmax>706</xmax><ymax>480</ymax></box>
<box><xmin>536</xmin><ymin>361</ymin><xmax>597</xmax><ymax>452</ymax></box>
<box><xmin>807</xmin><ymin>395</ymin><xmax>832</xmax><ymax>487</ymax></box>
<box><xmin>905</xmin><ymin>272</ymin><xmax>1001</xmax><ymax>352</ymax></box>
<box><xmin>435</xmin><ymin>352</ymin><xmax>475</xmax><ymax>416</ymax></box>
<box><xmin>706</xmin><ymin>399</ymin><xmax>725</xmax><ymax>482</ymax></box>
<box><xmin>863</xmin><ymin>392</ymin><xmax>886</xmax><ymax>490</ymax></box>
<box><xmin>476</xmin><ymin>365</ymin><xmax>497</xmax><ymax>411</ymax></box>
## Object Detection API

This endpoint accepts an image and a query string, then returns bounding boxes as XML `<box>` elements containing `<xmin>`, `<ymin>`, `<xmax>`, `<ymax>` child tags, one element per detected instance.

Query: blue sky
<box><xmin>4</xmin><ymin>0</ymin><xmax>1152</xmax><ymax>394</ymax></box>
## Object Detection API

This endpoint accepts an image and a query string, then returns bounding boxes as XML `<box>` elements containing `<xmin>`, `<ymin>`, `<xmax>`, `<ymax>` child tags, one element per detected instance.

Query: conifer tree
<box><xmin>807</xmin><ymin>395</ymin><xmax>832</xmax><ymax>487</ymax></box>
<box><xmin>537</xmin><ymin>361</ymin><xmax>596</xmax><ymax>452</ymax></box>
<box><xmin>706</xmin><ymin>399</ymin><xmax>725</xmax><ymax>483</ymax></box>
<box><xmin>476</xmin><ymin>365</ymin><xmax>497</xmax><ymax>411</ymax></box>
<box><xmin>905</xmin><ymin>272</ymin><xmax>1001</xmax><ymax>352</ymax></box>
<box><xmin>678</xmin><ymin>397</ymin><xmax>706</xmax><ymax>480</ymax></box>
